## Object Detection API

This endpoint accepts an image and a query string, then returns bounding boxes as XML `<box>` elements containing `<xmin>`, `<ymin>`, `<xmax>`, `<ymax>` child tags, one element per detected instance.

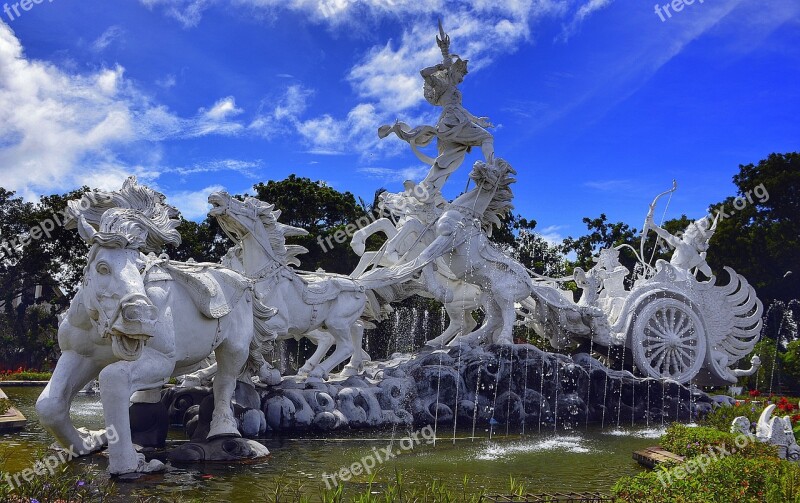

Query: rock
<box><xmin>167</xmin><ymin>437</ymin><xmax>269</xmax><ymax>463</ymax></box>
<box><xmin>129</xmin><ymin>401</ymin><xmax>169</xmax><ymax>449</ymax></box>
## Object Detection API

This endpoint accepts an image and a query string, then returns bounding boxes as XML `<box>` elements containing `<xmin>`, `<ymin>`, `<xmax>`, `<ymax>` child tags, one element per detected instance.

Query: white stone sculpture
<box><xmin>350</xmin><ymin>184</ymin><xmax>483</xmax><ymax>346</ymax></box>
<box><xmin>575</xmin><ymin>247</ymin><xmax>630</xmax><ymax>323</ymax></box>
<box><xmin>753</xmin><ymin>404</ymin><xmax>800</xmax><ymax>461</ymax></box>
<box><xmin>645</xmin><ymin>211</ymin><xmax>718</xmax><ymax>280</ymax></box>
<box><xmin>731</xmin><ymin>415</ymin><xmax>754</xmax><ymax>438</ymax></box>
<box><xmin>208</xmin><ymin>191</ymin><xmax>374</xmax><ymax>379</ymax></box>
<box><xmin>36</xmin><ymin>177</ymin><xmax>272</xmax><ymax>474</ymax></box>
<box><xmin>359</xmin><ymin>160</ymin><xmax>533</xmax><ymax>346</ymax></box>
<box><xmin>379</xmin><ymin>21</ymin><xmax>494</xmax><ymax>197</ymax></box>
<box><xmin>512</xmin><ymin>190</ymin><xmax>764</xmax><ymax>385</ymax></box>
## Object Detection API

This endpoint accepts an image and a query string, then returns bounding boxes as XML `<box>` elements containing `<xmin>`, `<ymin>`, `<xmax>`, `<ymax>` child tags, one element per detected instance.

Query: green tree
<box><xmin>560</xmin><ymin>213</ymin><xmax>639</xmax><ymax>272</ymax></box>
<box><xmin>707</xmin><ymin>153</ymin><xmax>800</xmax><ymax>303</ymax></box>
<box><xmin>513</xmin><ymin>230</ymin><xmax>567</xmax><ymax>278</ymax></box>
<box><xmin>170</xmin><ymin>216</ymin><xmax>229</xmax><ymax>264</ymax></box>
<box><xmin>0</xmin><ymin>187</ymin><xmax>91</xmax><ymax>369</ymax></box>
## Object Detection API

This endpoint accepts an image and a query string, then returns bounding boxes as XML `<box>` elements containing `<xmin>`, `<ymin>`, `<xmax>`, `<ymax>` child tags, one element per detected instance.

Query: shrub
<box><xmin>0</xmin><ymin>456</ymin><xmax>115</xmax><ymax>503</ymax></box>
<box><xmin>660</xmin><ymin>424</ymin><xmax>777</xmax><ymax>460</ymax></box>
<box><xmin>612</xmin><ymin>455</ymin><xmax>800</xmax><ymax>502</ymax></box>
<box><xmin>702</xmin><ymin>400</ymin><xmax>762</xmax><ymax>432</ymax></box>
<box><xmin>0</xmin><ymin>398</ymin><xmax>10</xmax><ymax>415</ymax></box>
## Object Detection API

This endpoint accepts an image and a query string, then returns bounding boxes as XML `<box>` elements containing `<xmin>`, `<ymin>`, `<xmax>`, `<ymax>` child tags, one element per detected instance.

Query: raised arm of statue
<box><xmin>421</xmin><ymin>63</ymin><xmax>446</xmax><ymax>79</ymax></box>
<box><xmin>645</xmin><ymin>213</ymin><xmax>681</xmax><ymax>249</ymax></box>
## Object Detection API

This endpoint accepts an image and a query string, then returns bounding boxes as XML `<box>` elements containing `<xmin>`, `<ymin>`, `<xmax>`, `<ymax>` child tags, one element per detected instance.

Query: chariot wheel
<box><xmin>630</xmin><ymin>297</ymin><xmax>706</xmax><ymax>383</ymax></box>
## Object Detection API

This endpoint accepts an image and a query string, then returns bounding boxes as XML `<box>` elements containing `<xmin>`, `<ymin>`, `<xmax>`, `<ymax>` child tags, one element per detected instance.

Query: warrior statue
<box><xmin>645</xmin><ymin>213</ymin><xmax>718</xmax><ymax>279</ymax></box>
<box><xmin>378</xmin><ymin>21</ymin><xmax>495</xmax><ymax>198</ymax></box>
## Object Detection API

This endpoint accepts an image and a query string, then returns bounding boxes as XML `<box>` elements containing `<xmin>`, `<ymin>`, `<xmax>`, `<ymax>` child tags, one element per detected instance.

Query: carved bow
<box><xmin>640</xmin><ymin>180</ymin><xmax>677</xmax><ymax>268</ymax></box>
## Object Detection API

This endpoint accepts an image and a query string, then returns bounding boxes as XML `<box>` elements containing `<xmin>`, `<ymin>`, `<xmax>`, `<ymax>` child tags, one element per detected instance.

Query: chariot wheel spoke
<box><xmin>633</xmin><ymin>299</ymin><xmax>707</xmax><ymax>383</ymax></box>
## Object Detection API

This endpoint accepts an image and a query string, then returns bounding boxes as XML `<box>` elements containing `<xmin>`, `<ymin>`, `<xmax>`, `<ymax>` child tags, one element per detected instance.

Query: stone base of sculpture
<box><xmin>165</xmin><ymin>343</ymin><xmax>708</xmax><ymax>436</ymax></box>
<box><xmin>166</xmin><ymin>437</ymin><xmax>270</xmax><ymax>463</ymax></box>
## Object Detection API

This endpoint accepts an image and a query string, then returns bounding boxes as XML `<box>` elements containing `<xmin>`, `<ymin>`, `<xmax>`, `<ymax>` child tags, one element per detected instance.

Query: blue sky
<box><xmin>0</xmin><ymin>0</ymin><xmax>798</xmax><ymax>244</ymax></box>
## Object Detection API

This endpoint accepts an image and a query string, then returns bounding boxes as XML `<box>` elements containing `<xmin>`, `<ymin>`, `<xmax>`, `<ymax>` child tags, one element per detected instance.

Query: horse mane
<box><xmin>66</xmin><ymin>176</ymin><xmax>182</xmax><ymax>253</ymax></box>
<box><xmin>455</xmin><ymin>159</ymin><xmax>517</xmax><ymax>233</ymax></box>
<box><xmin>244</xmin><ymin>197</ymin><xmax>309</xmax><ymax>268</ymax></box>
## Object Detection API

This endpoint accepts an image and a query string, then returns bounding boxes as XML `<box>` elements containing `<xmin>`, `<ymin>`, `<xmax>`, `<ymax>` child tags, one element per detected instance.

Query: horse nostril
<box><xmin>123</xmin><ymin>302</ymin><xmax>158</xmax><ymax>322</ymax></box>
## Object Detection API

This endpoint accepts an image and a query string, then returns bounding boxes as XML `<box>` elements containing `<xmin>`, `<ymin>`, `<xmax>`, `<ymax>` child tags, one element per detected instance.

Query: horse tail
<box><xmin>240</xmin><ymin>292</ymin><xmax>278</xmax><ymax>380</ymax></box>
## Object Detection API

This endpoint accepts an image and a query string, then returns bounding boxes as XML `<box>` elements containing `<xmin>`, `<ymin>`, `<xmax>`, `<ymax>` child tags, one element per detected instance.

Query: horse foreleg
<box><xmin>339</xmin><ymin>321</ymin><xmax>367</xmax><ymax>377</ymax></box>
<box><xmin>454</xmin><ymin>294</ymin><xmax>500</xmax><ymax>346</ymax></box>
<box><xmin>495</xmin><ymin>296</ymin><xmax>517</xmax><ymax>345</ymax></box>
<box><xmin>430</xmin><ymin>306</ymin><xmax>473</xmax><ymax>347</ymax></box>
<box><xmin>209</xmin><ymin>330</ymin><xmax>250</xmax><ymax>439</ymax></box>
<box><xmin>99</xmin><ymin>348</ymin><xmax>171</xmax><ymax>475</ymax></box>
<box><xmin>36</xmin><ymin>350</ymin><xmax>105</xmax><ymax>455</ymax></box>
<box><xmin>297</xmin><ymin>329</ymin><xmax>335</xmax><ymax>376</ymax></box>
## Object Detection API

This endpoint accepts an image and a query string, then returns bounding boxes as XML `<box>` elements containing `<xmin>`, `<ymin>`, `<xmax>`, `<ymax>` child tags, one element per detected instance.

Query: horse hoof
<box><xmin>308</xmin><ymin>367</ymin><xmax>329</xmax><ymax>380</ymax></box>
<box><xmin>338</xmin><ymin>364</ymin><xmax>362</xmax><ymax>377</ymax></box>
<box><xmin>297</xmin><ymin>363</ymin><xmax>314</xmax><ymax>376</ymax></box>
<box><xmin>138</xmin><ymin>456</ymin><xmax>166</xmax><ymax>474</ymax></box>
<box><xmin>111</xmin><ymin>453</ymin><xmax>165</xmax><ymax>476</ymax></box>
<box><xmin>425</xmin><ymin>338</ymin><xmax>446</xmax><ymax>348</ymax></box>
<box><xmin>258</xmin><ymin>368</ymin><xmax>282</xmax><ymax>386</ymax></box>
<box><xmin>208</xmin><ymin>417</ymin><xmax>241</xmax><ymax>439</ymax></box>
<box><xmin>76</xmin><ymin>427</ymin><xmax>108</xmax><ymax>455</ymax></box>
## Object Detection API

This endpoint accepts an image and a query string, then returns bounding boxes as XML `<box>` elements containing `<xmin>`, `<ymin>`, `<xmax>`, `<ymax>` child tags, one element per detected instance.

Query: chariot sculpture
<box><xmin>36</xmin><ymin>21</ymin><xmax>767</xmax><ymax>476</ymax></box>
<box><xmin>518</xmin><ymin>187</ymin><xmax>764</xmax><ymax>386</ymax></box>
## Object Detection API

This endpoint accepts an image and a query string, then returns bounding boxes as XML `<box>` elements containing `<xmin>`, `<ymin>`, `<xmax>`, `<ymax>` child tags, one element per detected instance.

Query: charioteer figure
<box><xmin>379</xmin><ymin>21</ymin><xmax>495</xmax><ymax>199</ymax></box>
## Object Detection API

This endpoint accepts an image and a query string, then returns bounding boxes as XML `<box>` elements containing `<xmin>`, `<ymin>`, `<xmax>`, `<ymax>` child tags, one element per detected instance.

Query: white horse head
<box><xmin>209</xmin><ymin>191</ymin><xmax>308</xmax><ymax>268</ymax></box>
<box><xmin>75</xmin><ymin>203</ymin><xmax>181</xmax><ymax>361</ymax></box>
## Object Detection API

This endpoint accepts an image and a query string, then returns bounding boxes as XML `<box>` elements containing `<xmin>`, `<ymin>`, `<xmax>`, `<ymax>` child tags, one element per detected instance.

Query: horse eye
<box><xmin>96</xmin><ymin>262</ymin><xmax>111</xmax><ymax>275</ymax></box>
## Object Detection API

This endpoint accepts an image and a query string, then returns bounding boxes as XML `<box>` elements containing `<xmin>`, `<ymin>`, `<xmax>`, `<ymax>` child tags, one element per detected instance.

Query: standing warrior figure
<box><xmin>379</xmin><ymin>21</ymin><xmax>495</xmax><ymax>197</ymax></box>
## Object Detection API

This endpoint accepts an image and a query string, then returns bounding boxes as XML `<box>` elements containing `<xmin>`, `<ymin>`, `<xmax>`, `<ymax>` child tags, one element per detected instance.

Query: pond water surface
<box><xmin>1</xmin><ymin>386</ymin><xmax>659</xmax><ymax>501</ymax></box>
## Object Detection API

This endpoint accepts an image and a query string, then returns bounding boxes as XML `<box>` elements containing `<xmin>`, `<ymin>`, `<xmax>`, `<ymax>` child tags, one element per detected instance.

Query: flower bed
<box><xmin>0</xmin><ymin>367</ymin><xmax>52</xmax><ymax>382</ymax></box>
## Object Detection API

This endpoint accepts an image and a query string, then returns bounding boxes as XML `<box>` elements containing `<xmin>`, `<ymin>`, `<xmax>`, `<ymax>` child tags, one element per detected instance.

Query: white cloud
<box><xmin>203</xmin><ymin>96</ymin><xmax>242</xmax><ymax>120</ymax></box>
<box><xmin>140</xmin><ymin>0</ymin><xmax>212</xmax><ymax>28</ymax></box>
<box><xmin>537</xmin><ymin>224</ymin><xmax>566</xmax><ymax>246</ymax></box>
<box><xmin>560</xmin><ymin>0</ymin><xmax>613</xmax><ymax>41</ymax></box>
<box><xmin>0</xmin><ymin>23</ymin><xmax>137</xmax><ymax>199</ymax></box>
<box><xmin>156</xmin><ymin>73</ymin><xmax>177</xmax><ymax>89</ymax></box>
<box><xmin>584</xmin><ymin>179</ymin><xmax>637</xmax><ymax>192</ymax></box>
<box><xmin>164</xmin><ymin>159</ymin><xmax>261</xmax><ymax>177</ymax></box>
<box><xmin>92</xmin><ymin>25</ymin><xmax>125</xmax><ymax>52</ymax></box>
<box><xmin>358</xmin><ymin>165</ymin><xmax>429</xmax><ymax>183</ymax></box>
<box><xmin>0</xmin><ymin>23</ymin><xmax>252</xmax><ymax>199</ymax></box>
<box><xmin>168</xmin><ymin>184</ymin><xmax>226</xmax><ymax>220</ymax></box>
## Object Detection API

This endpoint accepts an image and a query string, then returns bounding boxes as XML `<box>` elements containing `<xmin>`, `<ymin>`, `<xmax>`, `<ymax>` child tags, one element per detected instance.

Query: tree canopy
<box><xmin>707</xmin><ymin>153</ymin><xmax>800</xmax><ymax>302</ymax></box>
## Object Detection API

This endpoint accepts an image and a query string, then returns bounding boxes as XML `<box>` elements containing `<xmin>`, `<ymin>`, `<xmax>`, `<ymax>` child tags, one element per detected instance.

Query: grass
<box><xmin>0</xmin><ymin>398</ymin><xmax>11</xmax><ymax>415</ymax></box>
<box><xmin>0</xmin><ymin>458</ymin><xmax>533</xmax><ymax>503</ymax></box>
<box><xmin>0</xmin><ymin>451</ymin><xmax>114</xmax><ymax>503</ymax></box>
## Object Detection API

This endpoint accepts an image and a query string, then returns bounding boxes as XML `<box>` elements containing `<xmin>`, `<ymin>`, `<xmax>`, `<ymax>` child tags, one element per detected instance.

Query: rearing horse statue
<box><xmin>358</xmin><ymin>160</ymin><xmax>538</xmax><ymax>345</ymax></box>
<box><xmin>208</xmin><ymin>191</ymin><xmax>372</xmax><ymax>379</ymax></box>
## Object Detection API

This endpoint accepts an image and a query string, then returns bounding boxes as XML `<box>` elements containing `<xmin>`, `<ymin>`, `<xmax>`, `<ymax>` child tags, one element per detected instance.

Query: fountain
<box><xmin>28</xmin><ymin>22</ymin><xmax>765</xmax><ymax>478</ymax></box>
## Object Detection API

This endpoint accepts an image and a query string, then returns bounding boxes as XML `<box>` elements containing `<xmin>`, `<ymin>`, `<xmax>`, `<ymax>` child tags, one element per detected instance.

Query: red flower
<box><xmin>749</xmin><ymin>390</ymin><xmax>761</xmax><ymax>397</ymax></box>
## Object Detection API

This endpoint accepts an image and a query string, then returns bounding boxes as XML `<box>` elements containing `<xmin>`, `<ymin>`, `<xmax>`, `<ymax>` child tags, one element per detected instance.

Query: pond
<box><xmin>1</xmin><ymin>386</ymin><xmax>659</xmax><ymax>501</ymax></box>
